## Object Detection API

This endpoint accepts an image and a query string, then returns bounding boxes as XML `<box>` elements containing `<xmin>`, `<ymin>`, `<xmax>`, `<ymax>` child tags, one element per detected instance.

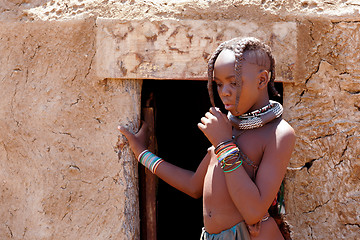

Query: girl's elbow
<box><xmin>187</xmin><ymin>180</ymin><xmax>203</xmax><ymax>199</ymax></box>
<box><xmin>188</xmin><ymin>187</ymin><xmax>202</xmax><ymax>199</ymax></box>
<box><xmin>190</xmin><ymin>190</ymin><xmax>202</xmax><ymax>199</ymax></box>
<box><xmin>243</xmin><ymin>210</ymin><xmax>265</xmax><ymax>226</ymax></box>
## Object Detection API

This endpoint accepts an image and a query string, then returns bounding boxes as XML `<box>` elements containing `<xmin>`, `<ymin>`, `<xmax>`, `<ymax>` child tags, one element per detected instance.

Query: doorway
<box><xmin>139</xmin><ymin>80</ymin><xmax>284</xmax><ymax>239</ymax></box>
<box><xmin>140</xmin><ymin>79</ymin><xmax>210</xmax><ymax>239</ymax></box>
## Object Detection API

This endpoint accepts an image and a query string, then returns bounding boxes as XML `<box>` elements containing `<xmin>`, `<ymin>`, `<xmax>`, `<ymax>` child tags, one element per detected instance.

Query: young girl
<box><xmin>119</xmin><ymin>37</ymin><xmax>296</xmax><ymax>239</ymax></box>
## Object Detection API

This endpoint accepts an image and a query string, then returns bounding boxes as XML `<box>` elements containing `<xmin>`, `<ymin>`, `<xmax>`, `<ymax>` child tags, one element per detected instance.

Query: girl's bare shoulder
<box><xmin>275</xmin><ymin>119</ymin><xmax>296</xmax><ymax>140</ymax></box>
<box><xmin>259</xmin><ymin>118</ymin><xmax>296</xmax><ymax>151</ymax></box>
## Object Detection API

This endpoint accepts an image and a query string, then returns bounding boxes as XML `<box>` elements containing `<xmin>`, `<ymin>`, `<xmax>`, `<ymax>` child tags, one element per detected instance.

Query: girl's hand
<box><xmin>197</xmin><ymin>107</ymin><xmax>233</xmax><ymax>147</ymax></box>
<box><xmin>118</xmin><ymin>122</ymin><xmax>148</xmax><ymax>159</ymax></box>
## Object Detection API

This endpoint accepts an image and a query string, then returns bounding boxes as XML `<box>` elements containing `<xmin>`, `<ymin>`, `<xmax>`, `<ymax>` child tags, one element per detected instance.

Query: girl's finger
<box><xmin>209</xmin><ymin>107</ymin><xmax>222</xmax><ymax>117</ymax></box>
<box><xmin>201</xmin><ymin>117</ymin><xmax>210</xmax><ymax>125</ymax></box>
<box><xmin>197</xmin><ymin>122</ymin><xmax>206</xmax><ymax>131</ymax></box>
<box><xmin>210</xmin><ymin>107</ymin><xmax>228</xmax><ymax>122</ymax></box>
<box><xmin>205</xmin><ymin>112</ymin><xmax>215</xmax><ymax>119</ymax></box>
<box><xmin>118</xmin><ymin>126</ymin><xmax>135</xmax><ymax>141</ymax></box>
<box><xmin>118</xmin><ymin>126</ymin><xmax>129</xmax><ymax>135</ymax></box>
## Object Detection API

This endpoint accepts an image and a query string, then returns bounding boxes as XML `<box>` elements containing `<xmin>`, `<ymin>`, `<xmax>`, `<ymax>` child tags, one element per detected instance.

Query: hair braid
<box><xmin>266</xmin><ymin>48</ymin><xmax>279</xmax><ymax>97</ymax></box>
<box><xmin>207</xmin><ymin>41</ymin><xmax>227</xmax><ymax>106</ymax></box>
<box><xmin>233</xmin><ymin>40</ymin><xmax>247</xmax><ymax>114</ymax></box>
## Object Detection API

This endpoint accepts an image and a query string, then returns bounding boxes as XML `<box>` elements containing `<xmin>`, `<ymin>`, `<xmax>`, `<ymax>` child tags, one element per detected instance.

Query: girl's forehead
<box><xmin>214</xmin><ymin>48</ymin><xmax>269</xmax><ymax>72</ymax></box>
<box><xmin>214</xmin><ymin>50</ymin><xmax>235</xmax><ymax>71</ymax></box>
<box><xmin>215</xmin><ymin>49</ymin><xmax>235</xmax><ymax>65</ymax></box>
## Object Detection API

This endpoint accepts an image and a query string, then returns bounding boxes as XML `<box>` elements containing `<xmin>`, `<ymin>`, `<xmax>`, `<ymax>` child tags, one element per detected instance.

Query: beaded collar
<box><xmin>228</xmin><ymin>100</ymin><xmax>283</xmax><ymax>130</ymax></box>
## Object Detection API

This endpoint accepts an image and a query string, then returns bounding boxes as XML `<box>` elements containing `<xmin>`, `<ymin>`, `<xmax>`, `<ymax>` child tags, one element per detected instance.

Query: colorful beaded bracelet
<box><xmin>215</xmin><ymin>141</ymin><xmax>243</xmax><ymax>173</ymax></box>
<box><xmin>138</xmin><ymin>150</ymin><xmax>164</xmax><ymax>174</ymax></box>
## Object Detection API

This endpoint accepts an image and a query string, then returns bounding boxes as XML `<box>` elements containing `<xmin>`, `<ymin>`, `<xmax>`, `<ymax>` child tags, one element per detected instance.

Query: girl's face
<box><xmin>213</xmin><ymin>49</ymin><xmax>265</xmax><ymax>116</ymax></box>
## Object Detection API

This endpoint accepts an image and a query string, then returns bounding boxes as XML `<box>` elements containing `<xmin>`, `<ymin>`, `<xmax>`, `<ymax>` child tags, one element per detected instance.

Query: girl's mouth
<box><xmin>224</xmin><ymin>104</ymin><xmax>233</xmax><ymax>110</ymax></box>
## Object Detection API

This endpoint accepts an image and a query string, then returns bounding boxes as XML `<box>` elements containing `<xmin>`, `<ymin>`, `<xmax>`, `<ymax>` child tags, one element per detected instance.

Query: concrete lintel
<box><xmin>95</xmin><ymin>18</ymin><xmax>297</xmax><ymax>82</ymax></box>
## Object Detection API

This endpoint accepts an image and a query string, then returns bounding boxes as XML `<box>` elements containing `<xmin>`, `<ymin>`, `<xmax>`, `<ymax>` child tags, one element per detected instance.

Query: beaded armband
<box><xmin>138</xmin><ymin>150</ymin><xmax>164</xmax><ymax>174</ymax></box>
<box><xmin>215</xmin><ymin>140</ymin><xmax>243</xmax><ymax>173</ymax></box>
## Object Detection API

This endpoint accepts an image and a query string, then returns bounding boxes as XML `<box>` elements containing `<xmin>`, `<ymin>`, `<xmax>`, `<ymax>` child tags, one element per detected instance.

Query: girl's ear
<box><xmin>258</xmin><ymin>70</ymin><xmax>270</xmax><ymax>90</ymax></box>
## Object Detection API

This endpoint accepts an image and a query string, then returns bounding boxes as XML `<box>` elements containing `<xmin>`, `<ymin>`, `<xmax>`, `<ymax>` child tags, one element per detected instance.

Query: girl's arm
<box><xmin>118</xmin><ymin>124</ymin><xmax>209</xmax><ymax>199</ymax></box>
<box><xmin>198</xmin><ymin>107</ymin><xmax>295</xmax><ymax>225</ymax></box>
<box><xmin>224</xmin><ymin>124</ymin><xmax>295</xmax><ymax>224</ymax></box>
<box><xmin>155</xmin><ymin>150</ymin><xmax>210</xmax><ymax>199</ymax></box>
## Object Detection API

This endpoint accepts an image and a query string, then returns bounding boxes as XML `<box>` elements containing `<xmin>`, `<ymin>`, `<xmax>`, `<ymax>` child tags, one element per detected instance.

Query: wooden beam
<box><xmin>96</xmin><ymin>19</ymin><xmax>297</xmax><ymax>83</ymax></box>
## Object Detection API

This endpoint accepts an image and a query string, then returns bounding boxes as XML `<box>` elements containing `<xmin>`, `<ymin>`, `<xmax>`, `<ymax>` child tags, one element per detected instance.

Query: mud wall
<box><xmin>284</xmin><ymin>19</ymin><xmax>360</xmax><ymax>239</ymax></box>
<box><xmin>0</xmin><ymin>1</ymin><xmax>359</xmax><ymax>239</ymax></box>
<box><xmin>0</xmin><ymin>19</ymin><xmax>141</xmax><ymax>239</ymax></box>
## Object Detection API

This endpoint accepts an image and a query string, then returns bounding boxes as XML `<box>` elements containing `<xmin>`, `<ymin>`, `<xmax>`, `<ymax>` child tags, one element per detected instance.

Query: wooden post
<box><xmin>139</xmin><ymin>93</ymin><xmax>158</xmax><ymax>240</ymax></box>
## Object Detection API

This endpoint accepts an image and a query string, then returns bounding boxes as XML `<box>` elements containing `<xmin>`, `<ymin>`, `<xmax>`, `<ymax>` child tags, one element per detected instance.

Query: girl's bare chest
<box><xmin>203</xmin><ymin>158</ymin><xmax>232</xmax><ymax>207</ymax></box>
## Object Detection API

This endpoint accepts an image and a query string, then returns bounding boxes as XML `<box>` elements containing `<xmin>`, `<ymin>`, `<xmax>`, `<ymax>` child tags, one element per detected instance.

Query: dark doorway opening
<box><xmin>141</xmin><ymin>79</ymin><xmax>210</xmax><ymax>239</ymax></box>
<box><xmin>140</xmin><ymin>80</ymin><xmax>284</xmax><ymax>239</ymax></box>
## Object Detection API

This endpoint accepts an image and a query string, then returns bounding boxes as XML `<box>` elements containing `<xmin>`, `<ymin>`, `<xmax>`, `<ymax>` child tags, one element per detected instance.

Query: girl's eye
<box><xmin>231</xmin><ymin>82</ymin><xmax>236</xmax><ymax>86</ymax></box>
<box><xmin>216</xmin><ymin>82</ymin><xmax>223</xmax><ymax>87</ymax></box>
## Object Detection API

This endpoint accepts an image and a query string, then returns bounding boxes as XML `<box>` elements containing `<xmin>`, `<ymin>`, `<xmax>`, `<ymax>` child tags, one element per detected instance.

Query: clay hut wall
<box><xmin>0</xmin><ymin>1</ymin><xmax>359</xmax><ymax>239</ymax></box>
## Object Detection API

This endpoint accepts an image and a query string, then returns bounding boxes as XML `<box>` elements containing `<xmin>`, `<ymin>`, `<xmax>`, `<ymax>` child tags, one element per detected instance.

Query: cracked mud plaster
<box><xmin>0</xmin><ymin>18</ymin><xmax>142</xmax><ymax>239</ymax></box>
<box><xmin>283</xmin><ymin>22</ymin><xmax>360</xmax><ymax>239</ymax></box>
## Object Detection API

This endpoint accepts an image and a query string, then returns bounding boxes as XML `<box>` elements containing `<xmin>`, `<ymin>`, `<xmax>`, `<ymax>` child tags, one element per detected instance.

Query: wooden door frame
<box><xmin>139</xmin><ymin>93</ymin><xmax>158</xmax><ymax>240</ymax></box>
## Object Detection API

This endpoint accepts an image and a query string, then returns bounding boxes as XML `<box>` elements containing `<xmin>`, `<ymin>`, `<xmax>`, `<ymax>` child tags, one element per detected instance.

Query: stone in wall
<box><xmin>0</xmin><ymin>19</ymin><xmax>141</xmax><ymax>239</ymax></box>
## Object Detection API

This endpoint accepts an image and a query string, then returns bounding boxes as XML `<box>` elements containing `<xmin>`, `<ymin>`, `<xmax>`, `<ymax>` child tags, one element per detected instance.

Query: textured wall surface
<box><xmin>283</xmin><ymin>19</ymin><xmax>360</xmax><ymax>239</ymax></box>
<box><xmin>0</xmin><ymin>19</ymin><xmax>141</xmax><ymax>239</ymax></box>
<box><xmin>0</xmin><ymin>1</ymin><xmax>359</xmax><ymax>239</ymax></box>
<box><xmin>95</xmin><ymin>19</ymin><xmax>297</xmax><ymax>82</ymax></box>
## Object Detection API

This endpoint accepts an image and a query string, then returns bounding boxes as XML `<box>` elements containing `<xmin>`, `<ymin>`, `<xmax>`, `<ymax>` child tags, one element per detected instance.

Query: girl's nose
<box><xmin>220</xmin><ymin>85</ymin><xmax>231</xmax><ymax>97</ymax></box>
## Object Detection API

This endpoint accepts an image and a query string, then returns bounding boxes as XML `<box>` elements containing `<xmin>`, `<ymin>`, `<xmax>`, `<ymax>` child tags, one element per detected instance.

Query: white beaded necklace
<box><xmin>228</xmin><ymin>100</ymin><xmax>283</xmax><ymax>130</ymax></box>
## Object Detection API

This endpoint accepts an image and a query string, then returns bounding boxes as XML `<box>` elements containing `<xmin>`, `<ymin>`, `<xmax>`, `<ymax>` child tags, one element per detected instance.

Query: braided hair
<box><xmin>207</xmin><ymin>37</ymin><xmax>278</xmax><ymax>110</ymax></box>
